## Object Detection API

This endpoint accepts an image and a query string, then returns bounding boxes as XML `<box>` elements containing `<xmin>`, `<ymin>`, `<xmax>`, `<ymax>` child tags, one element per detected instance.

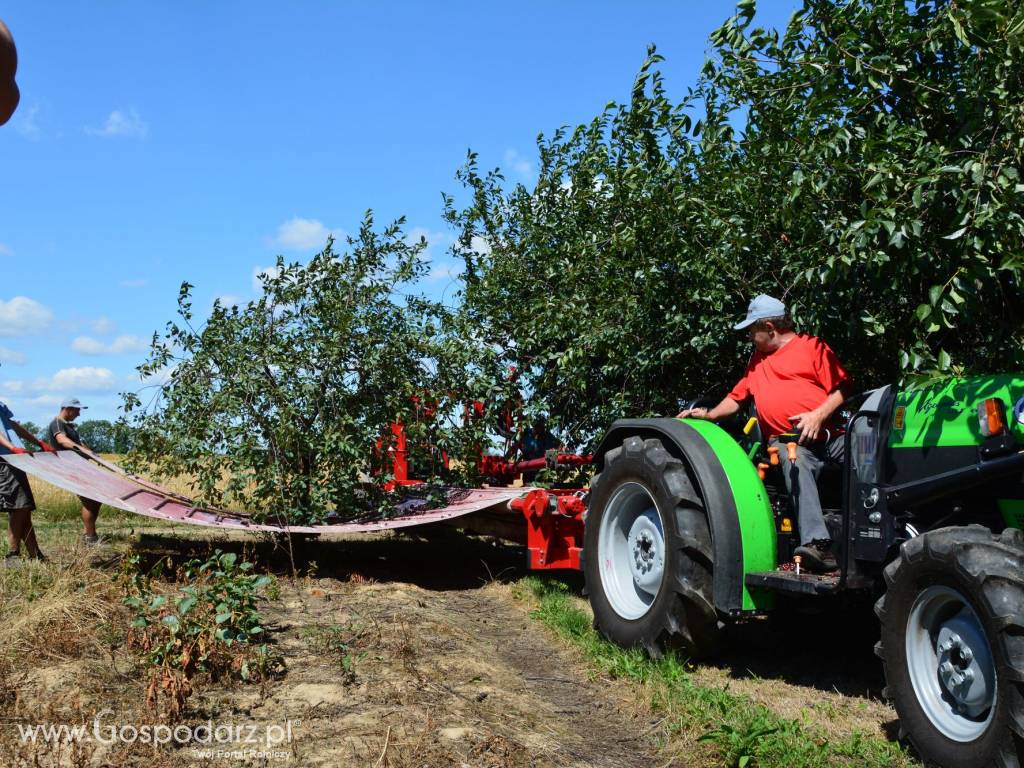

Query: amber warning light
<box><xmin>977</xmin><ymin>398</ymin><xmax>1008</xmax><ymax>437</ymax></box>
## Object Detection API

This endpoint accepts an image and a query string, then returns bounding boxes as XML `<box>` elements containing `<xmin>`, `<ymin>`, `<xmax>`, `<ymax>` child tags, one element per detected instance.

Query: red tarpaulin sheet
<box><xmin>2</xmin><ymin>451</ymin><xmax>529</xmax><ymax>534</ymax></box>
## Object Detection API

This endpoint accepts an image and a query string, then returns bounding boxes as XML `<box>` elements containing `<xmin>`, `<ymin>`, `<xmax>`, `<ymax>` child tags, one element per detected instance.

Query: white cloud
<box><xmin>428</xmin><ymin>263</ymin><xmax>464</xmax><ymax>282</ymax></box>
<box><xmin>0</xmin><ymin>297</ymin><xmax>53</xmax><ymax>336</ymax></box>
<box><xmin>273</xmin><ymin>217</ymin><xmax>341</xmax><ymax>250</ymax></box>
<box><xmin>214</xmin><ymin>295</ymin><xmax>243</xmax><ymax>309</ymax></box>
<box><xmin>91</xmin><ymin>316</ymin><xmax>117</xmax><ymax>335</ymax></box>
<box><xmin>86</xmin><ymin>108</ymin><xmax>148</xmax><ymax>139</ymax></box>
<box><xmin>470</xmin><ymin>235</ymin><xmax>492</xmax><ymax>255</ymax></box>
<box><xmin>252</xmin><ymin>265</ymin><xmax>282</xmax><ymax>292</ymax></box>
<box><xmin>503</xmin><ymin>148</ymin><xmax>534</xmax><ymax>181</ymax></box>
<box><xmin>15</xmin><ymin>104</ymin><xmax>41</xmax><ymax>140</ymax></box>
<box><xmin>1</xmin><ymin>368</ymin><xmax>118</xmax><ymax>404</ymax></box>
<box><xmin>0</xmin><ymin>244</ymin><xmax>12</xmax><ymax>257</ymax></box>
<box><xmin>71</xmin><ymin>335</ymin><xmax>147</xmax><ymax>356</ymax></box>
<box><xmin>119</xmin><ymin>278</ymin><xmax>147</xmax><ymax>288</ymax></box>
<box><xmin>70</xmin><ymin>336</ymin><xmax>105</xmax><ymax>355</ymax></box>
<box><xmin>452</xmin><ymin>235</ymin><xmax>493</xmax><ymax>258</ymax></box>
<box><xmin>0</xmin><ymin>347</ymin><xmax>27</xmax><ymax>365</ymax></box>
<box><xmin>35</xmin><ymin>367</ymin><xmax>117</xmax><ymax>393</ymax></box>
<box><xmin>405</xmin><ymin>227</ymin><xmax>451</xmax><ymax>262</ymax></box>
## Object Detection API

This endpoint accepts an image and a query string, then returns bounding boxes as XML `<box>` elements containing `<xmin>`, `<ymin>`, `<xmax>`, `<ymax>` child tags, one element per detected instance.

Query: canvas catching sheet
<box><xmin>2</xmin><ymin>450</ymin><xmax>528</xmax><ymax>534</ymax></box>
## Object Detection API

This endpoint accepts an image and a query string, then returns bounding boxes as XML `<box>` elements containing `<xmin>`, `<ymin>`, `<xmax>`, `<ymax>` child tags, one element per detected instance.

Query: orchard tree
<box><xmin>446</xmin><ymin>0</ymin><xmax>1024</xmax><ymax>450</ymax></box>
<box><xmin>76</xmin><ymin>419</ymin><xmax>120</xmax><ymax>453</ymax></box>
<box><xmin>123</xmin><ymin>213</ymin><xmax>492</xmax><ymax>525</ymax></box>
<box><xmin>19</xmin><ymin>421</ymin><xmax>44</xmax><ymax>444</ymax></box>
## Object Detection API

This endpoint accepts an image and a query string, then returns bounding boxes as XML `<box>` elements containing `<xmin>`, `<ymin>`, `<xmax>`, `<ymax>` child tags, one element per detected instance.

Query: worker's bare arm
<box><xmin>0</xmin><ymin>432</ymin><xmax>25</xmax><ymax>453</ymax></box>
<box><xmin>677</xmin><ymin>397</ymin><xmax>741</xmax><ymax>422</ymax></box>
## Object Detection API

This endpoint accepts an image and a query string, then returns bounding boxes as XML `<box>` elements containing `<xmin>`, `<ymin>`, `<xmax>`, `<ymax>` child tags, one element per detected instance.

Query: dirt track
<box><xmin>185</xmin><ymin>529</ymin><xmax>899</xmax><ymax>766</ymax></box>
<box><xmin>127</xmin><ymin>529</ymin><xmax>662</xmax><ymax>767</ymax></box>
<box><xmin>232</xmin><ymin>578</ymin><xmax>660</xmax><ymax>767</ymax></box>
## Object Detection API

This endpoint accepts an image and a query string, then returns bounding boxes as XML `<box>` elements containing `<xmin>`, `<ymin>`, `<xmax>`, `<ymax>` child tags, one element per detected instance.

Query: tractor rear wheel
<box><xmin>584</xmin><ymin>436</ymin><xmax>719</xmax><ymax>657</ymax></box>
<box><xmin>875</xmin><ymin>525</ymin><xmax>1024</xmax><ymax>767</ymax></box>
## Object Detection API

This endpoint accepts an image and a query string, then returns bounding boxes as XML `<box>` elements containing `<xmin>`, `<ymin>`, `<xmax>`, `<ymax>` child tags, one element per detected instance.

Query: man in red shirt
<box><xmin>678</xmin><ymin>295</ymin><xmax>850</xmax><ymax>572</ymax></box>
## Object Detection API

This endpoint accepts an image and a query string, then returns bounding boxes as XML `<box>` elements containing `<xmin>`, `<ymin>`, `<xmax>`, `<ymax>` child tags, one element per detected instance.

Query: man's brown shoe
<box><xmin>794</xmin><ymin>540</ymin><xmax>838</xmax><ymax>573</ymax></box>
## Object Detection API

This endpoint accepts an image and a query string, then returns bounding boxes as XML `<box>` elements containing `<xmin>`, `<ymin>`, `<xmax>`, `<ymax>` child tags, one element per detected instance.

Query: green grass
<box><xmin>515</xmin><ymin>576</ymin><xmax>914</xmax><ymax>768</ymax></box>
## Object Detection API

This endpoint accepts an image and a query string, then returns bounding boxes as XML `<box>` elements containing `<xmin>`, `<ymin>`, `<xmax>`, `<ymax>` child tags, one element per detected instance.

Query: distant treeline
<box><xmin>20</xmin><ymin>419</ymin><xmax>134</xmax><ymax>454</ymax></box>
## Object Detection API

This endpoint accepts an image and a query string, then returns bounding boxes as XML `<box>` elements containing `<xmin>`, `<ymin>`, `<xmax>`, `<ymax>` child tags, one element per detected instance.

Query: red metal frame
<box><xmin>379</xmin><ymin>393</ymin><xmax>592</xmax><ymax>570</ymax></box>
<box><xmin>477</xmin><ymin>452</ymin><xmax>592</xmax><ymax>486</ymax></box>
<box><xmin>510</xmin><ymin>488</ymin><xmax>586</xmax><ymax>570</ymax></box>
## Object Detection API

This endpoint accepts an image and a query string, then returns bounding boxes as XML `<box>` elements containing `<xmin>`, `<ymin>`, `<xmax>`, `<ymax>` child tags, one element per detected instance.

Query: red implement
<box><xmin>511</xmin><ymin>488</ymin><xmax>585</xmax><ymax>570</ymax></box>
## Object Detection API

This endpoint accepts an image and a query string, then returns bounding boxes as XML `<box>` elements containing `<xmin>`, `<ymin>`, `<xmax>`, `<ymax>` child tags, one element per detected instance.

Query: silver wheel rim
<box><xmin>906</xmin><ymin>585</ymin><xmax>997</xmax><ymax>742</ymax></box>
<box><xmin>597</xmin><ymin>482</ymin><xmax>666</xmax><ymax>620</ymax></box>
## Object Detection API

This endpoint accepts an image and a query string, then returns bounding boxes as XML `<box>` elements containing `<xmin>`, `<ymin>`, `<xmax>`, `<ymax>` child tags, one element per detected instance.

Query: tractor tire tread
<box><xmin>585</xmin><ymin>436</ymin><xmax>720</xmax><ymax>659</ymax></box>
<box><xmin>876</xmin><ymin>526</ymin><xmax>1024</xmax><ymax>767</ymax></box>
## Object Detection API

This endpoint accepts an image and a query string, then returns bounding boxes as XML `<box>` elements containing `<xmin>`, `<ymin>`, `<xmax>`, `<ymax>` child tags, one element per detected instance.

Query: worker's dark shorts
<box><xmin>0</xmin><ymin>460</ymin><xmax>35</xmax><ymax>511</ymax></box>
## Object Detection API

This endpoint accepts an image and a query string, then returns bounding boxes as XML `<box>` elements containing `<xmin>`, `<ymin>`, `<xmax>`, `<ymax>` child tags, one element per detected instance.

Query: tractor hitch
<box><xmin>511</xmin><ymin>488</ymin><xmax>586</xmax><ymax>570</ymax></box>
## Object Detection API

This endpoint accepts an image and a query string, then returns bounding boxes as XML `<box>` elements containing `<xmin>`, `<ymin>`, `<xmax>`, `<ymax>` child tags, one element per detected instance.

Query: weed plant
<box><xmin>302</xmin><ymin>622</ymin><xmax>371</xmax><ymax>684</ymax></box>
<box><xmin>123</xmin><ymin>550</ymin><xmax>283</xmax><ymax>720</ymax></box>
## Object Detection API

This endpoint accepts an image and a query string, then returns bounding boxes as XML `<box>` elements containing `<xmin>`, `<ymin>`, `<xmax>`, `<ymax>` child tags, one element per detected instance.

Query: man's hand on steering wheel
<box><xmin>677</xmin><ymin>406</ymin><xmax>710</xmax><ymax>420</ymax></box>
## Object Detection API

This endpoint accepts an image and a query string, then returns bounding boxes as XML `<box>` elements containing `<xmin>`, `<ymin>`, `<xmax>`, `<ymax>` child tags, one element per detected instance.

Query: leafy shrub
<box><xmin>123</xmin><ymin>216</ymin><xmax>495</xmax><ymax>525</ymax></box>
<box><xmin>123</xmin><ymin>551</ymin><xmax>283</xmax><ymax>719</ymax></box>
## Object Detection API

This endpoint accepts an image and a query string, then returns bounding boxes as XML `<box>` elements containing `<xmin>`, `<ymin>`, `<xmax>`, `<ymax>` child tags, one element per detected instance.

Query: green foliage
<box><xmin>123</xmin><ymin>551</ymin><xmax>282</xmax><ymax>718</ymax></box>
<box><xmin>123</xmin><ymin>214</ymin><xmax>492</xmax><ymax>524</ymax></box>
<box><xmin>699</xmin><ymin>703</ymin><xmax>782</xmax><ymax>768</ymax></box>
<box><xmin>75</xmin><ymin>419</ymin><xmax>133</xmax><ymax>453</ymax></box>
<box><xmin>447</xmin><ymin>0</ymin><xmax>1024</xmax><ymax>448</ymax></box>
<box><xmin>517</xmin><ymin>576</ymin><xmax>911</xmax><ymax>768</ymax></box>
<box><xmin>125</xmin><ymin>0</ymin><xmax>1024</xmax><ymax>489</ymax></box>
<box><xmin>302</xmin><ymin>622</ymin><xmax>371</xmax><ymax>684</ymax></box>
<box><xmin>18</xmin><ymin>421</ymin><xmax>43</xmax><ymax>443</ymax></box>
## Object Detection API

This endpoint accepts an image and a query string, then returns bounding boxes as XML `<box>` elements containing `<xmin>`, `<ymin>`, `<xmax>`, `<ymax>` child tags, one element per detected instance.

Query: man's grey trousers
<box><xmin>769</xmin><ymin>433</ymin><xmax>845</xmax><ymax>545</ymax></box>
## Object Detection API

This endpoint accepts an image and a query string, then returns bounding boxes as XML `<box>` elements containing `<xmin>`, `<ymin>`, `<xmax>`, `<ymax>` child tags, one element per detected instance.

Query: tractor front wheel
<box><xmin>584</xmin><ymin>436</ymin><xmax>719</xmax><ymax>657</ymax></box>
<box><xmin>875</xmin><ymin>525</ymin><xmax>1024</xmax><ymax>767</ymax></box>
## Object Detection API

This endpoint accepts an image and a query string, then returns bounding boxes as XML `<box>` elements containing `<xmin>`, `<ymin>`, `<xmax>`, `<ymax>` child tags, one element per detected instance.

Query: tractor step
<box><xmin>745</xmin><ymin>570</ymin><xmax>840</xmax><ymax>596</ymax></box>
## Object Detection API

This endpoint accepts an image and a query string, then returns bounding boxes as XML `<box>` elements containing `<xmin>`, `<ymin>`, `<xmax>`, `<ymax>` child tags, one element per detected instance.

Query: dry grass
<box><xmin>0</xmin><ymin>551</ymin><xmax>122</xmax><ymax>664</ymax></box>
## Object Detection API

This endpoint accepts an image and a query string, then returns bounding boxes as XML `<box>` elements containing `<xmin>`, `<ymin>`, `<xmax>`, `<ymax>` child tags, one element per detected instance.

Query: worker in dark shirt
<box><xmin>47</xmin><ymin>398</ymin><xmax>103</xmax><ymax>544</ymax></box>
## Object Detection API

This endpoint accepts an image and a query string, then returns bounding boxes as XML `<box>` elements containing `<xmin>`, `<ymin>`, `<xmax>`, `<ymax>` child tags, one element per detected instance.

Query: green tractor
<box><xmin>584</xmin><ymin>375</ymin><xmax>1024</xmax><ymax>768</ymax></box>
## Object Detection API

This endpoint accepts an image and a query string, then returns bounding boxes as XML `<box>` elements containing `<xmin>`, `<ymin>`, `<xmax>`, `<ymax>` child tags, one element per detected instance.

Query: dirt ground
<box><xmin>0</xmin><ymin>518</ymin><xmax>904</xmax><ymax>767</ymax></box>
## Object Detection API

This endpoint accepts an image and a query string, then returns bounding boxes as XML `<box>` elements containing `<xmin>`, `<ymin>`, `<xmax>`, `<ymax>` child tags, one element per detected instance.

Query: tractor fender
<box><xmin>592</xmin><ymin>418</ymin><xmax>775</xmax><ymax>614</ymax></box>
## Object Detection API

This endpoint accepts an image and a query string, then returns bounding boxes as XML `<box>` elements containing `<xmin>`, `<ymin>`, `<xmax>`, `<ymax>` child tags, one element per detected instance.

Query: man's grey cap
<box><xmin>734</xmin><ymin>294</ymin><xmax>786</xmax><ymax>330</ymax></box>
<box><xmin>61</xmin><ymin>398</ymin><xmax>88</xmax><ymax>409</ymax></box>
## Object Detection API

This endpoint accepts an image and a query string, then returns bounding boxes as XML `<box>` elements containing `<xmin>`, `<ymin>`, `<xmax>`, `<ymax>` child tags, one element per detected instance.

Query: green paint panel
<box><xmin>999</xmin><ymin>499</ymin><xmax>1024</xmax><ymax>529</ymax></box>
<box><xmin>682</xmin><ymin>419</ymin><xmax>776</xmax><ymax>610</ymax></box>
<box><xmin>890</xmin><ymin>374</ymin><xmax>1024</xmax><ymax>449</ymax></box>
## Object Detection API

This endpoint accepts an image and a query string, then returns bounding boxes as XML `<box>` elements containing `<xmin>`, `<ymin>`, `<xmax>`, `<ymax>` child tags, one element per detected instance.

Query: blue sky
<box><xmin>0</xmin><ymin>1</ymin><xmax>798</xmax><ymax>427</ymax></box>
